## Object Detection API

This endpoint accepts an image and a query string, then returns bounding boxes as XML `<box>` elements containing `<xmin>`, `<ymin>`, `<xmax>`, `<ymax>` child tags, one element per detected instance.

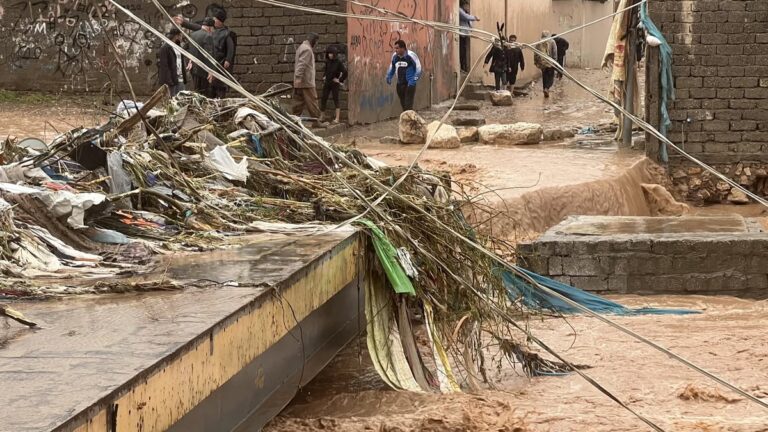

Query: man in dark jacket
<box><xmin>319</xmin><ymin>45</ymin><xmax>347</xmax><ymax>124</ymax></box>
<box><xmin>210</xmin><ymin>9</ymin><xmax>235</xmax><ymax>98</ymax></box>
<box><xmin>157</xmin><ymin>28</ymin><xmax>187</xmax><ymax>96</ymax></box>
<box><xmin>553</xmin><ymin>34</ymin><xmax>569</xmax><ymax>79</ymax></box>
<box><xmin>186</xmin><ymin>17</ymin><xmax>215</xmax><ymax>97</ymax></box>
<box><xmin>176</xmin><ymin>9</ymin><xmax>234</xmax><ymax>98</ymax></box>
<box><xmin>484</xmin><ymin>39</ymin><xmax>508</xmax><ymax>91</ymax></box>
<box><xmin>504</xmin><ymin>34</ymin><xmax>525</xmax><ymax>91</ymax></box>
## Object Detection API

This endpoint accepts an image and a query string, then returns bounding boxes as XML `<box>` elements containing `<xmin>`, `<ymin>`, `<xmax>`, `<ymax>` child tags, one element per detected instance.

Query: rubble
<box><xmin>478</xmin><ymin>123</ymin><xmax>543</xmax><ymax>145</ymax></box>
<box><xmin>398</xmin><ymin>110</ymin><xmax>428</xmax><ymax>144</ymax></box>
<box><xmin>451</xmin><ymin>115</ymin><xmax>486</xmax><ymax>127</ymax></box>
<box><xmin>380</xmin><ymin>136</ymin><xmax>400</xmax><ymax>145</ymax></box>
<box><xmin>489</xmin><ymin>90</ymin><xmax>513</xmax><ymax>106</ymax></box>
<box><xmin>426</xmin><ymin>122</ymin><xmax>460</xmax><ymax>149</ymax></box>
<box><xmin>453</xmin><ymin>103</ymin><xmax>481</xmax><ymax>111</ymax></box>
<box><xmin>542</xmin><ymin>128</ymin><xmax>575</xmax><ymax>142</ymax></box>
<box><xmin>727</xmin><ymin>189</ymin><xmax>750</xmax><ymax>204</ymax></box>
<box><xmin>457</xmin><ymin>127</ymin><xmax>479</xmax><ymax>143</ymax></box>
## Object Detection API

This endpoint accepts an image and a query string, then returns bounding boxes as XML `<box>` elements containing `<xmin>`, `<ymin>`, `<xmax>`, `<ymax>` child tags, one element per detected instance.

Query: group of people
<box><xmin>483</xmin><ymin>32</ymin><xmax>525</xmax><ymax>92</ymax></box>
<box><xmin>158</xmin><ymin>4</ymin><xmax>572</xmax><ymax>125</ymax></box>
<box><xmin>157</xmin><ymin>8</ymin><xmax>236</xmax><ymax>98</ymax></box>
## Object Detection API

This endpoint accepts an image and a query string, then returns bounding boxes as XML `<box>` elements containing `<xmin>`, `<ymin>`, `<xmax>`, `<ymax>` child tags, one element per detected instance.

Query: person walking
<box><xmin>553</xmin><ymin>33</ymin><xmax>570</xmax><ymax>79</ymax></box>
<box><xmin>504</xmin><ymin>34</ymin><xmax>525</xmax><ymax>91</ymax></box>
<box><xmin>484</xmin><ymin>38</ymin><xmax>508</xmax><ymax>91</ymax></box>
<box><xmin>534</xmin><ymin>31</ymin><xmax>558</xmax><ymax>98</ymax></box>
<box><xmin>386</xmin><ymin>40</ymin><xmax>422</xmax><ymax>112</ymax></box>
<box><xmin>157</xmin><ymin>28</ymin><xmax>187</xmax><ymax>96</ymax></box>
<box><xmin>459</xmin><ymin>1</ymin><xmax>479</xmax><ymax>73</ymax></box>
<box><xmin>319</xmin><ymin>45</ymin><xmax>347</xmax><ymax>124</ymax></box>
<box><xmin>292</xmin><ymin>33</ymin><xmax>326</xmax><ymax>127</ymax></box>
<box><xmin>186</xmin><ymin>17</ymin><xmax>215</xmax><ymax>97</ymax></box>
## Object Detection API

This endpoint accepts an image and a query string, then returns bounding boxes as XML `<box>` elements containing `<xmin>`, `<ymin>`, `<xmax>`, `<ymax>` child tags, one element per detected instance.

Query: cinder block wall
<box><xmin>0</xmin><ymin>0</ymin><xmax>348</xmax><ymax>120</ymax></box>
<box><xmin>229</xmin><ymin>0</ymin><xmax>348</xmax><ymax>120</ymax></box>
<box><xmin>646</xmin><ymin>0</ymin><xmax>768</xmax><ymax>202</ymax></box>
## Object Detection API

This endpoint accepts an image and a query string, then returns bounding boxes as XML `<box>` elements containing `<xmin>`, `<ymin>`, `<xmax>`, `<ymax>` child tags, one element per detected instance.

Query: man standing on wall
<box><xmin>504</xmin><ymin>34</ymin><xmax>525</xmax><ymax>92</ymax></box>
<box><xmin>459</xmin><ymin>1</ymin><xmax>479</xmax><ymax>73</ymax></box>
<box><xmin>293</xmin><ymin>33</ymin><xmax>326</xmax><ymax>127</ymax></box>
<box><xmin>186</xmin><ymin>17</ymin><xmax>215</xmax><ymax>97</ymax></box>
<box><xmin>553</xmin><ymin>33</ymin><xmax>570</xmax><ymax>79</ymax></box>
<box><xmin>386</xmin><ymin>40</ymin><xmax>422</xmax><ymax>112</ymax></box>
<box><xmin>534</xmin><ymin>31</ymin><xmax>558</xmax><ymax>98</ymax></box>
<box><xmin>157</xmin><ymin>28</ymin><xmax>187</xmax><ymax>96</ymax></box>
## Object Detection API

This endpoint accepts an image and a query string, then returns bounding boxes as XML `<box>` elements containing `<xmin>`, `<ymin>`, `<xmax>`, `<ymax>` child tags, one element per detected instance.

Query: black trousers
<box><xmin>459</xmin><ymin>36</ymin><xmax>469</xmax><ymax>72</ymax></box>
<box><xmin>320</xmin><ymin>82</ymin><xmax>340</xmax><ymax>111</ymax></box>
<box><xmin>396</xmin><ymin>83</ymin><xmax>416</xmax><ymax>111</ymax></box>
<box><xmin>193</xmin><ymin>75</ymin><xmax>212</xmax><ymax>98</ymax></box>
<box><xmin>557</xmin><ymin>54</ymin><xmax>566</xmax><ymax>77</ymax></box>
<box><xmin>542</xmin><ymin>68</ymin><xmax>556</xmax><ymax>90</ymax></box>
<box><xmin>493</xmin><ymin>71</ymin><xmax>507</xmax><ymax>91</ymax></box>
<box><xmin>507</xmin><ymin>70</ymin><xmax>518</xmax><ymax>86</ymax></box>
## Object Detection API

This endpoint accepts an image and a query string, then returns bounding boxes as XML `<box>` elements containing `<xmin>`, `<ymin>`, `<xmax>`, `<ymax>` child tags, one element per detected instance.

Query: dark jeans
<box><xmin>557</xmin><ymin>54</ymin><xmax>566</xmax><ymax>78</ymax></box>
<box><xmin>320</xmin><ymin>82</ymin><xmax>340</xmax><ymax>111</ymax></box>
<box><xmin>460</xmin><ymin>35</ymin><xmax>469</xmax><ymax>72</ymax></box>
<box><xmin>193</xmin><ymin>75</ymin><xmax>213</xmax><ymax>98</ymax></box>
<box><xmin>542</xmin><ymin>68</ymin><xmax>556</xmax><ymax>90</ymax></box>
<box><xmin>212</xmin><ymin>82</ymin><xmax>228</xmax><ymax>99</ymax></box>
<box><xmin>507</xmin><ymin>71</ymin><xmax>518</xmax><ymax>86</ymax></box>
<box><xmin>396</xmin><ymin>83</ymin><xmax>416</xmax><ymax>111</ymax></box>
<box><xmin>493</xmin><ymin>71</ymin><xmax>507</xmax><ymax>91</ymax></box>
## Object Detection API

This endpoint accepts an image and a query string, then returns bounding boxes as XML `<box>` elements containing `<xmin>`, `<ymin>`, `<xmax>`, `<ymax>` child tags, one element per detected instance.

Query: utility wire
<box><xmin>109</xmin><ymin>0</ymin><xmax>768</xmax><ymax>420</ymax></box>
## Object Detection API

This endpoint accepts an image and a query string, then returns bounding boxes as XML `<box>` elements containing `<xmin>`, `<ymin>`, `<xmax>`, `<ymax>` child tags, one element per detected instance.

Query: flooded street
<box><xmin>2</xmin><ymin>68</ymin><xmax>766</xmax><ymax>431</ymax></box>
<box><xmin>267</xmin><ymin>69</ymin><xmax>768</xmax><ymax>431</ymax></box>
<box><xmin>268</xmin><ymin>295</ymin><xmax>768</xmax><ymax>431</ymax></box>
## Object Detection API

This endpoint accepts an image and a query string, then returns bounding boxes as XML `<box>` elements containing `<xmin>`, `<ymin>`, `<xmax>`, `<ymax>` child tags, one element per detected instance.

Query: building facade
<box><xmin>0</xmin><ymin>0</ymin><xmax>459</xmax><ymax>125</ymax></box>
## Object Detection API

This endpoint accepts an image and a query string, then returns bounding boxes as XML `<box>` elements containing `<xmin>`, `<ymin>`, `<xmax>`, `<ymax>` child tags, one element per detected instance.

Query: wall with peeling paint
<box><xmin>346</xmin><ymin>0</ymin><xmax>459</xmax><ymax>125</ymax></box>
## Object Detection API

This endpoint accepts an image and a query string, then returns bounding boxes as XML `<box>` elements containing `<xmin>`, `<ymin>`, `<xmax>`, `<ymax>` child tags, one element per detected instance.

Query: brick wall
<box><xmin>646</xmin><ymin>0</ymin><xmax>768</xmax><ymax>202</ymax></box>
<box><xmin>228</xmin><ymin>0</ymin><xmax>349</xmax><ymax>120</ymax></box>
<box><xmin>0</xmin><ymin>0</ymin><xmax>348</xmax><ymax>119</ymax></box>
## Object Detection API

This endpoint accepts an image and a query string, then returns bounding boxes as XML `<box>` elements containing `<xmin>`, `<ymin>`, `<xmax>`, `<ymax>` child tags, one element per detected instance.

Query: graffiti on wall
<box><xmin>0</xmin><ymin>0</ymin><xmax>225</xmax><ymax>92</ymax></box>
<box><xmin>347</xmin><ymin>0</ymin><xmax>457</xmax><ymax>124</ymax></box>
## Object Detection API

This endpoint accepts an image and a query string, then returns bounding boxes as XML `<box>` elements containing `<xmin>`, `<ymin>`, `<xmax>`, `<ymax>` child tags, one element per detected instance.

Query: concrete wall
<box><xmin>469</xmin><ymin>0</ymin><xmax>611</xmax><ymax>87</ymax></box>
<box><xmin>551</xmin><ymin>0</ymin><xmax>613</xmax><ymax>68</ymax></box>
<box><xmin>346</xmin><ymin>0</ymin><xmax>459</xmax><ymax>124</ymax></box>
<box><xmin>0</xmin><ymin>0</ymin><xmax>183</xmax><ymax>92</ymax></box>
<box><xmin>645</xmin><ymin>0</ymin><xmax>768</xmax><ymax>202</ymax></box>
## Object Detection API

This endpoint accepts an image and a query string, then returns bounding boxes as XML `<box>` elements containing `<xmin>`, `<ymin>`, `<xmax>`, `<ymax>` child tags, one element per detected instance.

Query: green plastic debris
<box><xmin>358</xmin><ymin>219</ymin><xmax>416</xmax><ymax>296</ymax></box>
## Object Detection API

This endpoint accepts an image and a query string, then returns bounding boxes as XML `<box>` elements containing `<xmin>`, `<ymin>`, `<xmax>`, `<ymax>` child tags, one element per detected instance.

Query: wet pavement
<box><xmin>0</xmin><ymin>231</ymin><xmax>354</xmax><ymax>432</ymax></box>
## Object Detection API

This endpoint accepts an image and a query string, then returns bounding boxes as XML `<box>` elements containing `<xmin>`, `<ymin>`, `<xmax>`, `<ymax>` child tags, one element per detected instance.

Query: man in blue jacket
<box><xmin>386</xmin><ymin>40</ymin><xmax>422</xmax><ymax>112</ymax></box>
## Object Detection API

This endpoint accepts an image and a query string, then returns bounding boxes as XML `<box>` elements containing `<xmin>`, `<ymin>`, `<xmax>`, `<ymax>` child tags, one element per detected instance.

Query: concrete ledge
<box><xmin>0</xmin><ymin>230</ymin><xmax>363</xmax><ymax>432</ymax></box>
<box><xmin>518</xmin><ymin>215</ymin><xmax>768</xmax><ymax>295</ymax></box>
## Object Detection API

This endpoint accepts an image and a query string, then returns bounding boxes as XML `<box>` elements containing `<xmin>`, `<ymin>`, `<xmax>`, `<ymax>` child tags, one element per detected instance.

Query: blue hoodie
<box><xmin>386</xmin><ymin>50</ymin><xmax>423</xmax><ymax>87</ymax></box>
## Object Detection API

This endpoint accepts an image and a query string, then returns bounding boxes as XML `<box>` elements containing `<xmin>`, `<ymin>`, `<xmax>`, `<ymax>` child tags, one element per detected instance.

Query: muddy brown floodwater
<box><xmin>267</xmin><ymin>295</ymin><xmax>768</xmax><ymax>431</ymax></box>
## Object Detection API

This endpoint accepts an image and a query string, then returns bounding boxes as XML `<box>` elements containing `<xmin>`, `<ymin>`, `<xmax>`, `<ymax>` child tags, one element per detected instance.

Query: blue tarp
<box><xmin>503</xmin><ymin>267</ymin><xmax>699</xmax><ymax>315</ymax></box>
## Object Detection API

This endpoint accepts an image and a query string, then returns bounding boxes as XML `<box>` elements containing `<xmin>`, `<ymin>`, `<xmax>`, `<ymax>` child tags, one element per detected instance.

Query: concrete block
<box><xmin>553</xmin><ymin>276</ymin><xmax>572</xmax><ymax>286</ymax></box>
<box><xmin>548</xmin><ymin>256</ymin><xmax>564</xmax><ymax>276</ymax></box>
<box><xmin>570</xmin><ymin>276</ymin><xmax>609</xmax><ymax>292</ymax></box>
<box><xmin>608</xmin><ymin>275</ymin><xmax>628</xmax><ymax>293</ymax></box>
<box><xmin>561</xmin><ymin>257</ymin><xmax>601</xmax><ymax>276</ymax></box>
<box><xmin>746</xmin><ymin>274</ymin><xmax>768</xmax><ymax>289</ymax></box>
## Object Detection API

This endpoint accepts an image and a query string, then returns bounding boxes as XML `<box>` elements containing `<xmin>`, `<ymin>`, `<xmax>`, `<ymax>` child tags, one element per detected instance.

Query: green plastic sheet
<box><xmin>358</xmin><ymin>219</ymin><xmax>416</xmax><ymax>296</ymax></box>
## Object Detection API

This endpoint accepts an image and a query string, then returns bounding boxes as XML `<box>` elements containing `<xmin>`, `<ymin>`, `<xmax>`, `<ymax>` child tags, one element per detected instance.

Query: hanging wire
<box><xmin>108</xmin><ymin>0</ymin><xmax>768</xmax><ymax>419</ymax></box>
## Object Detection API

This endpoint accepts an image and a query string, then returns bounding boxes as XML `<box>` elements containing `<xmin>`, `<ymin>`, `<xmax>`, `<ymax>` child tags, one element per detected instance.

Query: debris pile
<box><xmin>0</xmin><ymin>86</ymin><xmax>556</xmax><ymax>390</ymax></box>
